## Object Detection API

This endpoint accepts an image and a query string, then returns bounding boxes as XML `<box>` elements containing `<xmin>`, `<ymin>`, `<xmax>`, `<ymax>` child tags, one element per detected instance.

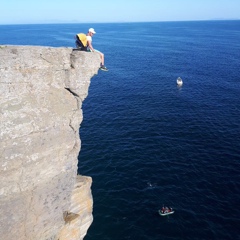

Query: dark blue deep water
<box><xmin>1</xmin><ymin>21</ymin><xmax>240</xmax><ymax>240</ymax></box>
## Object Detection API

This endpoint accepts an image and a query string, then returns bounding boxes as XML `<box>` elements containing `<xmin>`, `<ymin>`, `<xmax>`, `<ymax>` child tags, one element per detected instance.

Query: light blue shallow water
<box><xmin>1</xmin><ymin>21</ymin><xmax>240</xmax><ymax>240</ymax></box>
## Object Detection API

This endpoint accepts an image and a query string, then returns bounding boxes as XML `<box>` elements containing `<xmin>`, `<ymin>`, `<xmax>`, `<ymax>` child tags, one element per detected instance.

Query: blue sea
<box><xmin>1</xmin><ymin>21</ymin><xmax>240</xmax><ymax>240</ymax></box>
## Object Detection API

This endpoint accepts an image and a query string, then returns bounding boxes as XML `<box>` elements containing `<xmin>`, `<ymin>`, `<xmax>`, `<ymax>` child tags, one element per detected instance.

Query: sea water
<box><xmin>1</xmin><ymin>21</ymin><xmax>240</xmax><ymax>240</ymax></box>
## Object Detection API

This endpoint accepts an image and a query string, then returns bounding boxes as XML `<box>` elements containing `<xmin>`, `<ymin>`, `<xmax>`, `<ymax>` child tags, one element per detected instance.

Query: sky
<box><xmin>1</xmin><ymin>0</ymin><xmax>240</xmax><ymax>24</ymax></box>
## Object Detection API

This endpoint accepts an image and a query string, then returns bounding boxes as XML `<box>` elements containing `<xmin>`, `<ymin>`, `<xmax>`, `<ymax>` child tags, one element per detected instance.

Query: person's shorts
<box><xmin>88</xmin><ymin>49</ymin><xmax>101</xmax><ymax>53</ymax></box>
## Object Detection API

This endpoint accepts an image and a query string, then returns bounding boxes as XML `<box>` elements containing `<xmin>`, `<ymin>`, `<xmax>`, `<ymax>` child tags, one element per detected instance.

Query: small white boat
<box><xmin>158</xmin><ymin>207</ymin><xmax>174</xmax><ymax>216</ymax></box>
<box><xmin>176</xmin><ymin>77</ymin><xmax>183</xmax><ymax>86</ymax></box>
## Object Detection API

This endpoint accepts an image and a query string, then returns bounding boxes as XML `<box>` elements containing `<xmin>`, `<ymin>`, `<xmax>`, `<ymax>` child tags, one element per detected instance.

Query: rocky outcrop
<box><xmin>0</xmin><ymin>46</ymin><xmax>100</xmax><ymax>240</ymax></box>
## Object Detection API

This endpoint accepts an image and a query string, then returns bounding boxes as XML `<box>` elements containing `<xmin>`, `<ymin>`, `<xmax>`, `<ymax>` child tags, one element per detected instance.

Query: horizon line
<box><xmin>0</xmin><ymin>19</ymin><xmax>240</xmax><ymax>26</ymax></box>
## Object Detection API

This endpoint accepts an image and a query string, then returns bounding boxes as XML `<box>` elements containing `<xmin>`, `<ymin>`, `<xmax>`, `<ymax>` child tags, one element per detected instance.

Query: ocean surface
<box><xmin>1</xmin><ymin>21</ymin><xmax>240</xmax><ymax>240</ymax></box>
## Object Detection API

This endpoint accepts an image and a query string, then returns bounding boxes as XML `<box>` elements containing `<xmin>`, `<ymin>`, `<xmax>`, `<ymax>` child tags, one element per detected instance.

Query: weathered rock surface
<box><xmin>0</xmin><ymin>46</ymin><xmax>100</xmax><ymax>240</ymax></box>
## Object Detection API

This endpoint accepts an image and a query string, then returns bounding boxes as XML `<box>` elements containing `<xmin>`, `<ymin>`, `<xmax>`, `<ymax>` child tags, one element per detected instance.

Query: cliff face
<box><xmin>0</xmin><ymin>46</ymin><xmax>100</xmax><ymax>240</ymax></box>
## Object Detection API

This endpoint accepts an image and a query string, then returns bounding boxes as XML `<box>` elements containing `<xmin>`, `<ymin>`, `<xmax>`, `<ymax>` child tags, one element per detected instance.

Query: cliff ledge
<box><xmin>0</xmin><ymin>46</ymin><xmax>100</xmax><ymax>240</ymax></box>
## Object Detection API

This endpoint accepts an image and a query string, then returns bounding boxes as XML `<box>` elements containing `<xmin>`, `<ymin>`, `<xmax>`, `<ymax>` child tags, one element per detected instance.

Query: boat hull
<box><xmin>158</xmin><ymin>210</ymin><xmax>175</xmax><ymax>216</ymax></box>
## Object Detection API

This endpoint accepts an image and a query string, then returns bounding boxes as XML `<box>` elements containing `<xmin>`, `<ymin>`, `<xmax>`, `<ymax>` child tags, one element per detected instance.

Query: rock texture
<box><xmin>0</xmin><ymin>46</ymin><xmax>100</xmax><ymax>240</ymax></box>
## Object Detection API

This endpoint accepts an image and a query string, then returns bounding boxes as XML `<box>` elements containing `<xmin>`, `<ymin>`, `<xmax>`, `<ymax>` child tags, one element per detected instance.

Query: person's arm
<box><xmin>87</xmin><ymin>37</ymin><xmax>94</xmax><ymax>52</ymax></box>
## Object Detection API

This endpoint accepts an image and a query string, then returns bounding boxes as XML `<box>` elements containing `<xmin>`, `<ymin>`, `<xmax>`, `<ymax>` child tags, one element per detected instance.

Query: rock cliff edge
<box><xmin>0</xmin><ymin>46</ymin><xmax>100</xmax><ymax>240</ymax></box>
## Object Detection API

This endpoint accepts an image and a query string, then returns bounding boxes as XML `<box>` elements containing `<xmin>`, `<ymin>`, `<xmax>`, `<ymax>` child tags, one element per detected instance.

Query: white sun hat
<box><xmin>89</xmin><ymin>28</ymin><xmax>96</xmax><ymax>34</ymax></box>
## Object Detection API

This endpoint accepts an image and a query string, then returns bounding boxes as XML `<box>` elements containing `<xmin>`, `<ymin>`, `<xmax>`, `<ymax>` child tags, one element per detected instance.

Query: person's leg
<box><xmin>99</xmin><ymin>52</ymin><xmax>105</xmax><ymax>66</ymax></box>
<box><xmin>90</xmin><ymin>49</ymin><xmax>108</xmax><ymax>70</ymax></box>
<box><xmin>94</xmin><ymin>49</ymin><xmax>105</xmax><ymax>66</ymax></box>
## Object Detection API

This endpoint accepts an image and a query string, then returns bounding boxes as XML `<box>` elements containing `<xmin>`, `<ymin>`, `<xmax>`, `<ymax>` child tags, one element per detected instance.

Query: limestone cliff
<box><xmin>0</xmin><ymin>46</ymin><xmax>100</xmax><ymax>240</ymax></box>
